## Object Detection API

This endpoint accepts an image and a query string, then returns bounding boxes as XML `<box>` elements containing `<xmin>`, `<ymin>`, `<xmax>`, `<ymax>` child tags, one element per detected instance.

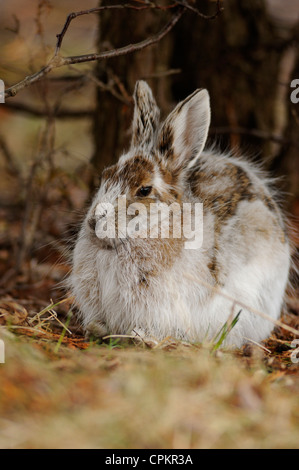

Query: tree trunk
<box><xmin>91</xmin><ymin>0</ymin><xmax>174</xmax><ymax>178</ymax></box>
<box><xmin>91</xmin><ymin>0</ymin><xmax>298</xmax><ymax>208</ymax></box>
<box><xmin>171</xmin><ymin>0</ymin><xmax>286</xmax><ymax>156</ymax></box>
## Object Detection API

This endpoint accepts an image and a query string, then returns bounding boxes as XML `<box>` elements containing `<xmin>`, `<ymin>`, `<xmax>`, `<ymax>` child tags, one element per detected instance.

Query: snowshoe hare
<box><xmin>69</xmin><ymin>81</ymin><xmax>290</xmax><ymax>347</ymax></box>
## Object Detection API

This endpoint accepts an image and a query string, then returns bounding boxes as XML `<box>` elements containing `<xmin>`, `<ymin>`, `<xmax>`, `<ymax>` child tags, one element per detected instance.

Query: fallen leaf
<box><xmin>0</xmin><ymin>301</ymin><xmax>28</xmax><ymax>325</ymax></box>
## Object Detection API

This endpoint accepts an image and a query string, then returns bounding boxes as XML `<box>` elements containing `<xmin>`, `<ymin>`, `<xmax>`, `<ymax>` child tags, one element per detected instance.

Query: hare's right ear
<box><xmin>130</xmin><ymin>81</ymin><xmax>160</xmax><ymax>151</ymax></box>
<box><xmin>158</xmin><ymin>89</ymin><xmax>210</xmax><ymax>172</ymax></box>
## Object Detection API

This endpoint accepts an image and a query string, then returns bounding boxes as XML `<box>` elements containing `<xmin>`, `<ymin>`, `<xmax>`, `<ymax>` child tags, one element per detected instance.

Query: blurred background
<box><xmin>0</xmin><ymin>0</ymin><xmax>298</xmax><ymax>301</ymax></box>
<box><xmin>1</xmin><ymin>2</ymin><xmax>299</xmax><ymax>450</ymax></box>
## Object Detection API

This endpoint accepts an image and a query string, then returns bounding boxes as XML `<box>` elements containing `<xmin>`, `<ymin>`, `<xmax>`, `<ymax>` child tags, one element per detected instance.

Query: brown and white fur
<box><xmin>69</xmin><ymin>81</ymin><xmax>290</xmax><ymax>348</ymax></box>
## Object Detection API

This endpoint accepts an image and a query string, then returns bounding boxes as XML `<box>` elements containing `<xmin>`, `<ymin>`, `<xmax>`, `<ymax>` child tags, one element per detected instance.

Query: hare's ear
<box><xmin>158</xmin><ymin>89</ymin><xmax>210</xmax><ymax>171</ymax></box>
<box><xmin>131</xmin><ymin>81</ymin><xmax>160</xmax><ymax>150</ymax></box>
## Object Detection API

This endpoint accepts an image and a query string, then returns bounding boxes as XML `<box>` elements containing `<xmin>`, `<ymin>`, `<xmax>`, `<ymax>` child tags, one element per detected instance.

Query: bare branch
<box><xmin>141</xmin><ymin>68</ymin><xmax>181</xmax><ymax>79</ymax></box>
<box><xmin>61</xmin><ymin>8</ymin><xmax>185</xmax><ymax>65</ymax></box>
<box><xmin>15</xmin><ymin>119</ymin><xmax>56</xmax><ymax>273</ymax></box>
<box><xmin>5</xmin><ymin>63</ymin><xmax>56</xmax><ymax>98</ymax></box>
<box><xmin>175</xmin><ymin>0</ymin><xmax>223</xmax><ymax>20</ymax></box>
<box><xmin>0</xmin><ymin>135</ymin><xmax>21</xmax><ymax>177</ymax></box>
<box><xmin>86</xmin><ymin>74</ymin><xmax>132</xmax><ymax>106</ymax></box>
<box><xmin>5</xmin><ymin>7</ymin><xmax>185</xmax><ymax>100</ymax></box>
<box><xmin>3</xmin><ymin>101</ymin><xmax>94</xmax><ymax>119</ymax></box>
<box><xmin>54</xmin><ymin>2</ymin><xmax>179</xmax><ymax>55</ymax></box>
<box><xmin>210</xmin><ymin>126</ymin><xmax>299</xmax><ymax>148</ymax></box>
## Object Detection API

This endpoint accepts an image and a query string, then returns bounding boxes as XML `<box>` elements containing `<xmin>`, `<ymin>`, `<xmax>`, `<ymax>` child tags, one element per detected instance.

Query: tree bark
<box><xmin>91</xmin><ymin>0</ymin><xmax>175</xmax><ymax>178</ymax></box>
<box><xmin>171</xmin><ymin>1</ymin><xmax>285</xmax><ymax>153</ymax></box>
<box><xmin>91</xmin><ymin>0</ymin><xmax>298</xmax><ymax>207</ymax></box>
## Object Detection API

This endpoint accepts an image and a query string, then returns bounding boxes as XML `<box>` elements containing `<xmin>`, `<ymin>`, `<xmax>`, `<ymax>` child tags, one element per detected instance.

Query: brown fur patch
<box><xmin>129</xmin><ymin>237</ymin><xmax>185</xmax><ymax>287</ymax></box>
<box><xmin>117</xmin><ymin>156</ymin><xmax>155</xmax><ymax>194</ymax></box>
<box><xmin>189</xmin><ymin>162</ymin><xmax>255</xmax><ymax>222</ymax></box>
<box><xmin>158</xmin><ymin>123</ymin><xmax>175</xmax><ymax>162</ymax></box>
<box><xmin>103</xmin><ymin>155</ymin><xmax>183</xmax><ymax>206</ymax></box>
<box><xmin>101</xmin><ymin>165</ymin><xmax>118</xmax><ymax>185</ymax></box>
<box><xmin>132</xmin><ymin>82</ymin><xmax>160</xmax><ymax>149</ymax></box>
<box><xmin>188</xmin><ymin>161</ymin><xmax>287</xmax><ymax>282</ymax></box>
<box><xmin>158</xmin><ymin>161</ymin><xmax>181</xmax><ymax>202</ymax></box>
<box><xmin>102</xmin><ymin>156</ymin><xmax>155</xmax><ymax>194</ymax></box>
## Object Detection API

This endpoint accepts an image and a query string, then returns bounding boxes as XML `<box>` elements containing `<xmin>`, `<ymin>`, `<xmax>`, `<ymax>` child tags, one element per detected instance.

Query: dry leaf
<box><xmin>0</xmin><ymin>301</ymin><xmax>28</xmax><ymax>325</ymax></box>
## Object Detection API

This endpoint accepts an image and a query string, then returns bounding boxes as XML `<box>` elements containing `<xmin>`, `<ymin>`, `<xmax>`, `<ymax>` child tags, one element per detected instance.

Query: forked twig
<box><xmin>54</xmin><ymin>2</ymin><xmax>180</xmax><ymax>55</ymax></box>
<box><xmin>5</xmin><ymin>7</ymin><xmax>185</xmax><ymax>99</ymax></box>
<box><xmin>175</xmin><ymin>0</ymin><xmax>223</xmax><ymax>20</ymax></box>
<box><xmin>4</xmin><ymin>1</ymin><xmax>224</xmax><ymax>100</ymax></box>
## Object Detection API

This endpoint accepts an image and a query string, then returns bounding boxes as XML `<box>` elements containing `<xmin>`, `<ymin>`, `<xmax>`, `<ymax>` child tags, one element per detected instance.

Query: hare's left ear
<box><xmin>131</xmin><ymin>81</ymin><xmax>160</xmax><ymax>150</ymax></box>
<box><xmin>158</xmin><ymin>89</ymin><xmax>210</xmax><ymax>171</ymax></box>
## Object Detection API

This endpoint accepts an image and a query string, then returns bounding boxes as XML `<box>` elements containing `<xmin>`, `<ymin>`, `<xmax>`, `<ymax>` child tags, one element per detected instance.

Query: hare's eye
<box><xmin>137</xmin><ymin>186</ymin><xmax>152</xmax><ymax>197</ymax></box>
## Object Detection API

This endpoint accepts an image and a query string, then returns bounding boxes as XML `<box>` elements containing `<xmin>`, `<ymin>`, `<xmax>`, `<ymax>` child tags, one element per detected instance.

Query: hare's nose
<box><xmin>88</xmin><ymin>209</ymin><xmax>107</xmax><ymax>231</ymax></box>
<box><xmin>96</xmin><ymin>208</ymin><xmax>108</xmax><ymax>219</ymax></box>
<box><xmin>87</xmin><ymin>217</ymin><xmax>97</xmax><ymax>231</ymax></box>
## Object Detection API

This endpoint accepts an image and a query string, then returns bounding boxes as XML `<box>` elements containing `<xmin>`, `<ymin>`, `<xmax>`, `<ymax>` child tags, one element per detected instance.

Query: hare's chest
<box><xmin>96</xmin><ymin>251</ymin><xmax>147</xmax><ymax>303</ymax></box>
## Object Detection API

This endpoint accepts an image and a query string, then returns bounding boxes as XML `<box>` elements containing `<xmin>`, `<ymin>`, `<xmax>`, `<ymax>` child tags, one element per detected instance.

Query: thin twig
<box><xmin>54</xmin><ymin>2</ymin><xmax>179</xmax><ymax>55</ymax></box>
<box><xmin>0</xmin><ymin>134</ymin><xmax>21</xmax><ymax>177</ymax></box>
<box><xmin>62</xmin><ymin>8</ymin><xmax>184</xmax><ymax>66</ymax></box>
<box><xmin>82</xmin><ymin>72</ymin><xmax>132</xmax><ymax>106</ymax></box>
<box><xmin>15</xmin><ymin>118</ymin><xmax>56</xmax><ymax>273</ymax></box>
<box><xmin>49</xmin><ymin>309</ymin><xmax>73</xmax><ymax>335</ymax></box>
<box><xmin>175</xmin><ymin>0</ymin><xmax>223</xmax><ymax>20</ymax></box>
<box><xmin>141</xmin><ymin>68</ymin><xmax>181</xmax><ymax>79</ymax></box>
<box><xmin>29</xmin><ymin>297</ymin><xmax>73</xmax><ymax>324</ymax></box>
<box><xmin>210</xmin><ymin>126</ymin><xmax>299</xmax><ymax>148</ymax></box>
<box><xmin>243</xmin><ymin>337</ymin><xmax>272</xmax><ymax>353</ymax></box>
<box><xmin>106</xmin><ymin>67</ymin><xmax>133</xmax><ymax>104</ymax></box>
<box><xmin>3</xmin><ymin>101</ymin><xmax>94</xmax><ymax>119</ymax></box>
<box><xmin>5</xmin><ymin>7</ymin><xmax>185</xmax><ymax>99</ymax></box>
<box><xmin>102</xmin><ymin>334</ymin><xmax>137</xmax><ymax>340</ymax></box>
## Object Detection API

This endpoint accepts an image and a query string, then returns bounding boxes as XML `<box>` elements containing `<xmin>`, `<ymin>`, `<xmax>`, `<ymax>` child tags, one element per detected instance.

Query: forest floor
<box><xmin>0</xmin><ymin>184</ymin><xmax>299</xmax><ymax>449</ymax></box>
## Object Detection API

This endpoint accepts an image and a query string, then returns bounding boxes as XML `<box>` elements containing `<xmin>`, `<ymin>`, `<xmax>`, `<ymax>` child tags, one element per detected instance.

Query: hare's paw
<box><xmin>131</xmin><ymin>327</ymin><xmax>159</xmax><ymax>347</ymax></box>
<box><xmin>85</xmin><ymin>321</ymin><xmax>108</xmax><ymax>339</ymax></box>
